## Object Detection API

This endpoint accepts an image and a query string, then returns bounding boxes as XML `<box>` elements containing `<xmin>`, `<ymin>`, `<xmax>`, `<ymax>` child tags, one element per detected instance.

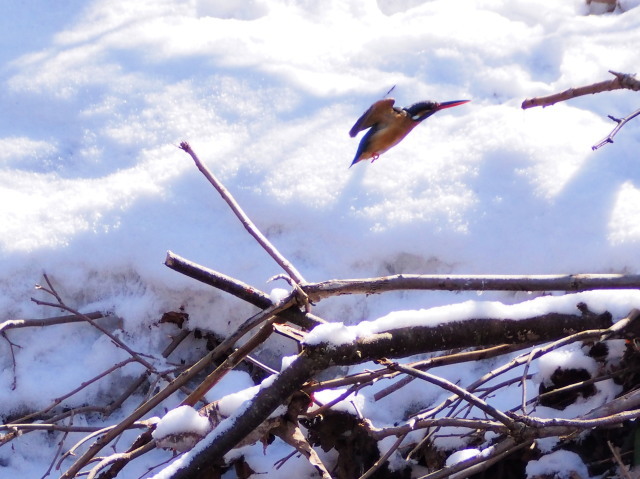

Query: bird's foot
<box><xmin>371</xmin><ymin>153</ymin><xmax>379</xmax><ymax>163</ymax></box>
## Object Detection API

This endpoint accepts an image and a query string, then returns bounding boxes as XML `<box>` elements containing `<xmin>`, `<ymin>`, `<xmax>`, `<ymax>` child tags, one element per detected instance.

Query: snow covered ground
<box><xmin>1</xmin><ymin>0</ymin><xmax>640</xmax><ymax>477</ymax></box>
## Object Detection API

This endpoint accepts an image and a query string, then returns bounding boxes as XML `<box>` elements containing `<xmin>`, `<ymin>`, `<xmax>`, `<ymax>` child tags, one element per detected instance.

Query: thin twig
<box><xmin>372</xmin><ymin>344</ymin><xmax>522</xmax><ymax>402</ymax></box>
<box><xmin>31</xmin><ymin>278</ymin><xmax>163</xmax><ymax>378</ymax></box>
<box><xmin>411</xmin><ymin>326</ymin><xmax>612</xmax><ymax>422</ymax></box>
<box><xmin>358</xmin><ymin>434</ymin><xmax>407</xmax><ymax>479</ymax></box>
<box><xmin>59</xmin><ymin>292</ymin><xmax>299</xmax><ymax>479</ymax></box>
<box><xmin>592</xmin><ymin>107</ymin><xmax>640</xmax><ymax>150</ymax></box>
<box><xmin>380</xmin><ymin>360</ymin><xmax>516</xmax><ymax>429</ymax></box>
<box><xmin>179</xmin><ymin>141</ymin><xmax>306</xmax><ymax>285</ymax></box>
<box><xmin>520</xmin><ymin>348</ymin><xmax>537</xmax><ymax>414</ymax></box>
<box><xmin>41</xmin><ymin>417</ymin><xmax>72</xmax><ymax>479</ymax></box>
<box><xmin>607</xmin><ymin>440</ymin><xmax>633</xmax><ymax>479</ymax></box>
<box><xmin>11</xmin><ymin>358</ymin><xmax>136</xmax><ymax>424</ymax></box>
<box><xmin>0</xmin><ymin>311</ymin><xmax>107</xmax><ymax>333</ymax></box>
<box><xmin>1</xmin><ymin>331</ymin><xmax>21</xmax><ymax>390</ymax></box>
<box><xmin>85</xmin><ymin>442</ymin><xmax>155</xmax><ymax>479</ymax></box>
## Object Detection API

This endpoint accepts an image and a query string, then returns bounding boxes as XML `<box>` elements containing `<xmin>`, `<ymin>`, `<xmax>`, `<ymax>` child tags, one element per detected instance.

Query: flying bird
<box><xmin>348</xmin><ymin>98</ymin><xmax>470</xmax><ymax>167</ymax></box>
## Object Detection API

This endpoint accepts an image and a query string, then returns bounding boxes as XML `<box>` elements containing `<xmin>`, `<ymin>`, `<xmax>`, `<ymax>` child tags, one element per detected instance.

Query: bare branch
<box><xmin>521</xmin><ymin>71</ymin><xmax>640</xmax><ymax>109</ymax></box>
<box><xmin>165</xmin><ymin>250</ymin><xmax>323</xmax><ymax>329</ymax></box>
<box><xmin>1</xmin><ymin>332</ymin><xmax>21</xmax><ymax>390</ymax></box>
<box><xmin>302</xmin><ymin>273</ymin><xmax>640</xmax><ymax>302</ymax></box>
<box><xmin>521</xmin><ymin>71</ymin><xmax>640</xmax><ymax>150</ymax></box>
<box><xmin>0</xmin><ymin>311</ymin><xmax>107</xmax><ymax>333</ymax></box>
<box><xmin>178</xmin><ymin>141</ymin><xmax>306</xmax><ymax>285</ymax></box>
<box><xmin>181</xmin><ymin>318</ymin><xmax>276</xmax><ymax>406</ymax></box>
<box><xmin>358</xmin><ymin>434</ymin><xmax>407</xmax><ymax>479</ymax></box>
<box><xmin>31</xmin><ymin>280</ymin><xmax>164</xmax><ymax>379</ymax></box>
<box><xmin>11</xmin><ymin>358</ymin><xmax>136</xmax><ymax>424</ymax></box>
<box><xmin>380</xmin><ymin>360</ymin><xmax>516</xmax><ymax>429</ymax></box>
<box><xmin>592</xmin><ymin>107</ymin><xmax>640</xmax><ymax>150</ymax></box>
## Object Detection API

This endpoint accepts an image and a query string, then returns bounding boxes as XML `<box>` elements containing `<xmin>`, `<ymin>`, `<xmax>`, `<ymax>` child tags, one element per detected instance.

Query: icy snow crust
<box><xmin>2</xmin><ymin>0</ymin><xmax>640</xmax><ymax>477</ymax></box>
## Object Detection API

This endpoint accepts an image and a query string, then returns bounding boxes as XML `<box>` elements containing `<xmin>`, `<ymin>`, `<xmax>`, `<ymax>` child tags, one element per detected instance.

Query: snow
<box><xmin>269</xmin><ymin>287</ymin><xmax>290</xmax><ymax>303</ymax></box>
<box><xmin>445</xmin><ymin>448</ymin><xmax>482</xmax><ymax>467</ymax></box>
<box><xmin>152</xmin><ymin>405</ymin><xmax>210</xmax><ymax>441</ymax></box>
<box><xmin>526</xmin><ymin>449</ymin><xmax>591</xmax><ymax>479</ymax></box>
<box><xmin>2</xmin><ymin>0</ymin><xmax>640</xmax><ymax>477</ymax></box>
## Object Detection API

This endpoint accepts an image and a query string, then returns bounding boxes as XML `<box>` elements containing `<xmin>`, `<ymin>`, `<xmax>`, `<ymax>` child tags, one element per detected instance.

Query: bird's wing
<box><xmin>349</xmin><ymin>98</ymin><xmax>397</xmax><ymax>137</ymax></box>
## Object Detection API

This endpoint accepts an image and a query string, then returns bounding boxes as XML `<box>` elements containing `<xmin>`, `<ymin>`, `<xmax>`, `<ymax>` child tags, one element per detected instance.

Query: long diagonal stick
<box><xmin>179</xmin><ymin>142</ymin><xmax>306</xmax><ymax>285</ymax></box>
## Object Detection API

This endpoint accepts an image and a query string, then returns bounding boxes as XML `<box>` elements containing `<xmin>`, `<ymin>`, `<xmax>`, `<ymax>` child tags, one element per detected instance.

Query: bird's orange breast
<box><xmin>358</xmin><ymin>117</ymin><xmax>419</xmax><ymax>161</ymax></box>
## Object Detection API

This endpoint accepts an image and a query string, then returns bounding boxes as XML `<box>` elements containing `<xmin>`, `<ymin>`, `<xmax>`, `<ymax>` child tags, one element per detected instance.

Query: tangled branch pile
<box><xmin>2</xmin><ymin>142</ymin><xmax>640</xmax><ymax>479</ymax></box>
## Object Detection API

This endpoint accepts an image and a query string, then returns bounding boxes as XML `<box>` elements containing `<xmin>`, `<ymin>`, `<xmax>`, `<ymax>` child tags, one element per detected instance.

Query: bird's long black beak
<box><xmin>435</xmin><ymin>100</ymin><xmax>471</xmax><ymax>111</ymax></box>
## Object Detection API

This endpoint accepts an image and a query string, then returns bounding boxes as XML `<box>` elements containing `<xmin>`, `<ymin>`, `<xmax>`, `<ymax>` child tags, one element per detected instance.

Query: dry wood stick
<box><xmin>521</xmin><ymin>71</ymin><xmax>640</xmax><ymax>109</ymax></box>
<box><xmin>10</xmin><ymin>359</ymin><xmax>136</xmax><ymax>424</ymax></box>
<box><xmin>179</xmin><ymin>141</ymin><xmax>306</xmax><ymax>285</ymax></box>
<box><xmin>302</xmin><ymin>273</ymin><xmax>640</xmax><ymax>301</ymax></box>
<box><xmin>0</xmin><ymin>311</ymin><xmax>107</xmax><ymax>332</ymax></box>
<box><xmin>357</xmin><ymin>434</ymin><xmax>407</xmax><ymax>479</ymax></box>
<box><xmin>165</xmin><ymin>250</ymin><xmax>323</xmax><ymax>329</ymax></box>
<box><xmin>181</xmin><ymin>320</ymin><xmax>276</xmax><ymax>406</ymax></box>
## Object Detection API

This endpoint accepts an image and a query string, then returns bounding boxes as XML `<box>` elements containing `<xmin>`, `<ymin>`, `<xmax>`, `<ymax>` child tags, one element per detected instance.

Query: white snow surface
<box><xmin>2</xmin><ymin>0</ymin><xmax>640</xmax><ymax>477</ymax></box>
<box><xmin>526</xmin><ymin>449</ymin><xmax>591</xmax><ymax>478</ymax></box>
<box><xmin>152</xmin><ymin>405</ymin><xmax>210</xmax><ymax>440</ymax></box>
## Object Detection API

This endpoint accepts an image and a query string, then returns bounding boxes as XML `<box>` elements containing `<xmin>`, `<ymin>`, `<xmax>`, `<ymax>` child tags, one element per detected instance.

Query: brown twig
<box><xmin>358</xmin><ymin>434</ymin><xmax>407</xmax><ymax>479</ymax></box>
<box><xmin>372</xmin><ymin>344</ymin><xmax>523</xmax><ymax>401</ymax></box>
<box><xmin>521</xmin><ymin>71</ymin><xmax>640</xmax><ymax>109</ymax></box>
<box><xmin>0</xmin><ymin>311</ymin><xmax>107</xmax><ymax>333</ymax></box>
<box><xmin>410</xmin><ymin>323</ymin><xmax>616</xmax><ymax>422</ymax></box>
<box><xmin>165</xmin><ymin>251</ymin><xmax>323</xmax><ymax>329</ymax></box>
<box><xmin>181</xmin><ymin>319</ymin><xmax>276</xmax><ymax>406</ymax></box>
<box><xmin>178</xmin><ymin>141</ymin><xmax>306</xmax><ymax>286</ymax></box>
<box><xmin>380</xmin><ymin>360</ymin><xmax>516</xmax><ymax>429</ymax></box>
<box><xmin>607</xmin><ymin>440</ymin><xmax>633</xmax><ymax>479</ymax></box>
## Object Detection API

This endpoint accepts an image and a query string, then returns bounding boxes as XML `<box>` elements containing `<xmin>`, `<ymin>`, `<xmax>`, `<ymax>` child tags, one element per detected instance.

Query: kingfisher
<box><xmin>349</xmin><ymin>98</ymin><xmax>470</xmax><ymax>167</ymax></box>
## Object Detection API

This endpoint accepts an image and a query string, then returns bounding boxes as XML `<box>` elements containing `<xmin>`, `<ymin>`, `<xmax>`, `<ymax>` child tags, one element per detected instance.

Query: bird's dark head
<box><xmin>405</xmin><ymin>99</ymin><xmax>470</xmax><ymax>122</ymax></box>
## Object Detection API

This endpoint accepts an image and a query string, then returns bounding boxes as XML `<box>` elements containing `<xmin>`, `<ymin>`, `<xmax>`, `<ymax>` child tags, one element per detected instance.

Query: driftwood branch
<box><xmin>178</xmin><ymin>141</ymin><xmax>306</xmax><ymax>285</ymax></box>
<box><xmin>521</xmin><ymin>71</ymin><xmax>640</xmax><ymax>109</ymax></box>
